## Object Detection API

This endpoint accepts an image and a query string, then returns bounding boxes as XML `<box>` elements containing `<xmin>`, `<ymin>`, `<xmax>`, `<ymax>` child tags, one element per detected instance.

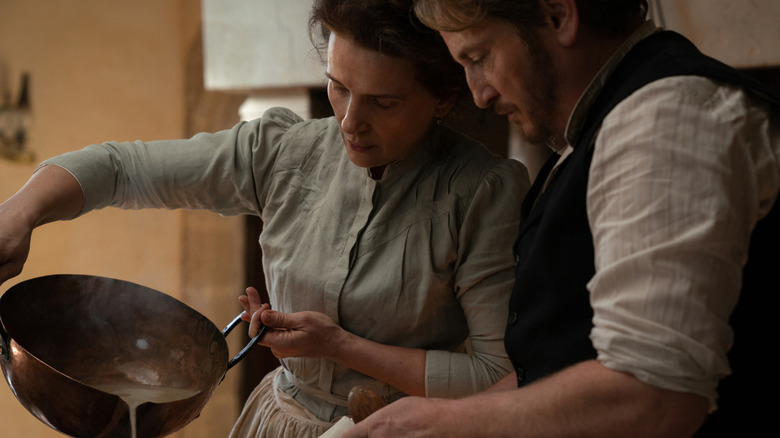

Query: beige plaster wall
<box><xmin>0</xmin><ymin>0</ymin><xmax>245</xmax><ymax>437</ymax></box>
<box><xmin>651</xmin><ymin>0</ymin><xmax>780</xmax><ymax>68</ymax></box>
<box><xmin>202</xmin><ymin>0</ymin><xmax>324</xmax><ymax>91</ymax></box>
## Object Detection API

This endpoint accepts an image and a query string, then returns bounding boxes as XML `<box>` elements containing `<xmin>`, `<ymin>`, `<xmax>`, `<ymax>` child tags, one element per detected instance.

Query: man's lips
<box><xmin>495</xmin><ymin>104</ymin><xmax>516</xmax><ymax>117</ymax></box>
<box><xmin>495</xmin><ymin>106</ymin><xmax>521</xmax><ymax>123</ymax></box>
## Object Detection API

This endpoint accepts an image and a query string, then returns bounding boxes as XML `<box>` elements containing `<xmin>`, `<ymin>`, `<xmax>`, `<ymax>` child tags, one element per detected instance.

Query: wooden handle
<box><xmin>348</xmin><ymin>386</ymin><xmax>388</xmax><ymax>423</ymax></box>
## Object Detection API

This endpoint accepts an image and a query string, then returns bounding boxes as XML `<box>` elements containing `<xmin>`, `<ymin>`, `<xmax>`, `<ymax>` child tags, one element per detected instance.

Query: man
<box><xmin>344</xmin><ymin>0</ymin><xmax>779</xmax><ymax>436</ymax></box>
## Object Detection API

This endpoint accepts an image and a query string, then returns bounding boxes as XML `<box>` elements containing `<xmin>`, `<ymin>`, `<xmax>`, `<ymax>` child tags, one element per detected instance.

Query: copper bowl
<box><xmin>0</xmin><ymin>274</ymin><xmax>260</xmax><ymax>438</ymax></box>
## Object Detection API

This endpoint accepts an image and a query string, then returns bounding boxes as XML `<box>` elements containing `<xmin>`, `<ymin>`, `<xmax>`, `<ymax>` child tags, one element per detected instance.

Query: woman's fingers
<box><xmin>249</xmin><ymin>303</ymin><xmax>270</xmax><ymax>338</ymax></box>
<box><xmin>239</xmin><ymin>286</ymin><xmax>265</xmax><ymax>321</ymax></box>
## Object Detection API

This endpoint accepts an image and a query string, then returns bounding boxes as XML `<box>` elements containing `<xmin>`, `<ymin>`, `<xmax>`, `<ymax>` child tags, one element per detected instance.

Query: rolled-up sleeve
<box><xmin>587</xmin><ymin>76</ymin><xmax>780</xmax><ymax>407</ymax></box>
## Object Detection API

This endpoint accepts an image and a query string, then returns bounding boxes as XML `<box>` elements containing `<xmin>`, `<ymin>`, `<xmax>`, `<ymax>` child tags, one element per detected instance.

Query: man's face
<box><xmin>441</xmin><ymin>19</ymin><xmax>561</xmax><ymax>144</ymax></box>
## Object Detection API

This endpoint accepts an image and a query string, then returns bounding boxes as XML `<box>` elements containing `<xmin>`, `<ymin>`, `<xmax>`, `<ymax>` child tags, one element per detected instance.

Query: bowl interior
<box><xmin>0</xmin><ymin>274</ymin><xmax>228</xmax><ymax>391</ymax></box>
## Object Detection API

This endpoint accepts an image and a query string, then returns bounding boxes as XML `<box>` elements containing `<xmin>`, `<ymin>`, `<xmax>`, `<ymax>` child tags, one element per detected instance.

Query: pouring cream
<box><xmin>89</xmin><ymin>382</ymin><xmax>200</xmax><ymax>438</ymax></box>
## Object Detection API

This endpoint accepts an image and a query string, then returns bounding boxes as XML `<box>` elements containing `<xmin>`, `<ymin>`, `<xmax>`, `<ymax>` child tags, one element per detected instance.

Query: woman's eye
<box><xmin>329</xmin><ymin>81</ymin><xmax>349</xmax><ymax>96</ymax></box>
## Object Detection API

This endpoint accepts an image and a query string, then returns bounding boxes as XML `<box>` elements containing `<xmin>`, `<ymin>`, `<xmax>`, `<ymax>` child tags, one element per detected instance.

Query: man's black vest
<box><xmin>506</xmin><ymin>30</ymin><xmax>779</xmax><ymax>435</ymax></box>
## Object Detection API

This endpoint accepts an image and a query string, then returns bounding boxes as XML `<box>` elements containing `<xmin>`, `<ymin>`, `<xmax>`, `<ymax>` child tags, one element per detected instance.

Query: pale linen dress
<box><xmin>43</xmin><ymin>107</ymin><xmax>530</xmax><ymax>437</ymax></box>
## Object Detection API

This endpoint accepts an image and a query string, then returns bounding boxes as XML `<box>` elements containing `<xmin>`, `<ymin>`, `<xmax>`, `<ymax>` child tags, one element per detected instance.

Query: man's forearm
<box><xmin>442</xmin><ymin>360</ymin><xmax>709</xmax><ymax>438</ymax></box>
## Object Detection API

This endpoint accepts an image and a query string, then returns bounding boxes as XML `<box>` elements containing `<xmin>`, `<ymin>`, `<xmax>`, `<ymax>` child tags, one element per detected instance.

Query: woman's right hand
<box><xmin>239</xmin><ymin>286</ymin><xmax>271</xmax><ymax>338</ymax></box>
<box><xmin>0</xmin><ymin>165</ymin><xmax>84</xmax><ymax>286</ymax></box>
<box><xmin>0</xmin><ymin>203</ymin><xmax>34</xmax><ymax>286</ymax></box>
<box><xmin>237</xmin><ymin>288</ymin><xmax>427</xmax><ymax>397</ymax></box>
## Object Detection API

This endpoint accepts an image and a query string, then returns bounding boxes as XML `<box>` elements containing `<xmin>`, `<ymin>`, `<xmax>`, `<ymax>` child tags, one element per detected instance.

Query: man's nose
<box><xmin>467</xmin><ymin>74</ymin><xmax>498</xmax><ymax>109</ymax></box>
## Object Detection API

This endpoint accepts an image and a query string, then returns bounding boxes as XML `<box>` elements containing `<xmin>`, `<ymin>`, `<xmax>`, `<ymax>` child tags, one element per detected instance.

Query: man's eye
<box><xmin>374</xmin><ymin>98</ymin><xmax>394</xmax><ymax>109</ymax></box>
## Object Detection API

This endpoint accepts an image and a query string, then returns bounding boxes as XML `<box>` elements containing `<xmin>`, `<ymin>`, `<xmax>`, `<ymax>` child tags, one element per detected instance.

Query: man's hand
<box><xmin>343</xmin><ymin>396</ymin><xmax>457</xmax><ymax>438</ymax></box>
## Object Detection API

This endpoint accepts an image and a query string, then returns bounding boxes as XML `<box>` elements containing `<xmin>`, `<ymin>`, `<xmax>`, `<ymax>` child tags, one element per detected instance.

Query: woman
<box><xmin>0</xmin><ymin>0</ymin><xmax>529</xmax><ymax>436</ymax></box>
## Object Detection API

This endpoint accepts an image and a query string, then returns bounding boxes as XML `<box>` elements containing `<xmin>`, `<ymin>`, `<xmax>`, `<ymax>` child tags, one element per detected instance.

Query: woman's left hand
<box><xmin>256</xmin><ymin>307</ymin><xmax>348</xmax><ymax>360</ymax></box>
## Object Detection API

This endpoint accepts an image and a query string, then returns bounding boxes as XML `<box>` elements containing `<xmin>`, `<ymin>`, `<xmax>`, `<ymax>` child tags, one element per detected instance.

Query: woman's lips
<box><xmin>347</xmin><ymin>140</ymin><xmax>372</xmax><ymax>153</ymax></box>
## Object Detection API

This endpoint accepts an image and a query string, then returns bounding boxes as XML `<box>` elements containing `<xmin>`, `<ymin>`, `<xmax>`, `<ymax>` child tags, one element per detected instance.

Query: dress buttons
<box><xmin>508</xmin><ymin>311</ymin><xmax>518</xmax><ymax>325</ymax></box>
<box><xmin>515</xmin><ymin>367</ymin><xmax>526</xmax><ymax>385</ymax></box>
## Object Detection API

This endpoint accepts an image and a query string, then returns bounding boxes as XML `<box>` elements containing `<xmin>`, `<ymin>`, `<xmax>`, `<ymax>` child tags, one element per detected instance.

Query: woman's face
<box><xmin>327</xmin><ymin>33</ymin><xmax>452</xmax><ymax>173</ymax></box>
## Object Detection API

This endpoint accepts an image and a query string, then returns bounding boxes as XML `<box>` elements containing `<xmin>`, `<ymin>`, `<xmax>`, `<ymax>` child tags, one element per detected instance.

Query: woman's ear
<box><xmin>434</xmin><ymin>93</ymin><xmax>458</xmax><ymax>119</ymax></box>
<box><xmin>544</xmin><ymin>0</ymin><xmax>579</xmax><ymax>47</ymax></box>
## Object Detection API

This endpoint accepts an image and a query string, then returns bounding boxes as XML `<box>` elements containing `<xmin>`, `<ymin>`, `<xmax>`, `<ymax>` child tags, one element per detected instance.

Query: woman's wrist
<box><xmin>327</xmin><ymin>326</ymin><xmax>358</xmax><ymax>364</ymax></box>
<box><xmin>21</xmin><ymin>165</ymin><xmax>83</xmax><ymax>227</ymax></box>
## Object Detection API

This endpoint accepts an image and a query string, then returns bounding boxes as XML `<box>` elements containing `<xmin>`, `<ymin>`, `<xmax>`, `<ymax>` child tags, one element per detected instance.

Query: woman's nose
<box><xmin>341</xmin><ymin>100</ymin><xmax>368</xmax><ymax>134</ymax></box>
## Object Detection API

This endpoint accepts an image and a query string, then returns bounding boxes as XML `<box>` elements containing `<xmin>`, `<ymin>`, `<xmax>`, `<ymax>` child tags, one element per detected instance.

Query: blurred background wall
<box><xmin>1</xmin><ymin>0</ymin><xmax>778</xmax><ymax>437</ymax></box>
<box><xmin>0</xmin><ymin>1</ymin><xmax>245</xmax><ymax>437</ymax></box>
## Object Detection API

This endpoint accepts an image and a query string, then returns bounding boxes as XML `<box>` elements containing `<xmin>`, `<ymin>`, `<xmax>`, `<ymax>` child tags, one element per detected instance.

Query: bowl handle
<box><xmin>0</xmin><ymin>322</ymin><xmax>9</xmax><ymax>361</ymax></box>
<box><xmin>221</xmin><ymin>313</ymin><xmax>267</xmax><ymax>373</ymax></box>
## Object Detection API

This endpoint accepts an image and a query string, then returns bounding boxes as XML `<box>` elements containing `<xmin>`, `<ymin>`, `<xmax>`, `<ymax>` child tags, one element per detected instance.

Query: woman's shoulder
<box><xmin>250</xmin><ymin>107</ymin><xmax>338</xmax><ymax>138</ymax></box>
<box><xmin>422</xmin><ymin>127</ymin><xmax>529</xmax><ymax>228</ymax></box>
<box><xmin>245</xmin><ymin>107</ymin><xmax>342</xmax><ymax>167</ymax></box>
<box><xmin>434</xmin><ymin>126</ymin><xmax>530</xmax><ymax>191</ymax></box>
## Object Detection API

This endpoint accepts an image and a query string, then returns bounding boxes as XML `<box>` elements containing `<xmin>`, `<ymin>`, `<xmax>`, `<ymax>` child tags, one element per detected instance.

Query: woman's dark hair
<box><xmin>309</xmin><ymin>0</ymin><xmax>466</xmax><ymax>101</ymax></box>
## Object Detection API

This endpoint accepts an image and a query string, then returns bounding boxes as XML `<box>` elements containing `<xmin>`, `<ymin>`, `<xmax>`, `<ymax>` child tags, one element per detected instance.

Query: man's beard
<box><xmin>517</xmin><ymin>40</ymin><xmax>561</xmax><ymax>146</ymax></box>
